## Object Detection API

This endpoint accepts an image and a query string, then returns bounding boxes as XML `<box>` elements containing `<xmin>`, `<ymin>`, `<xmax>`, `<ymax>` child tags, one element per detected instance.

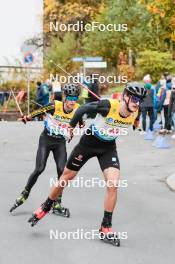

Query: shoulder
<box><xmin>54</xmin><ymin>100</ymin><xmax>62</xmax><ymax>106</ymax></box>
<box><xmin>97</xmin><ymin>99</ymin><xmax>111</xmax><ymax>108</ymax></box>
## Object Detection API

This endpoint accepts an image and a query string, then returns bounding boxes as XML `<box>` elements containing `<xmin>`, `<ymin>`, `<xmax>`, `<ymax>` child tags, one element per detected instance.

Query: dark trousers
<box><xmin>25</xmin><ymin>131</ymin><xmax>67</xmax><ymax>192</ymax></box>
<box><xmin>163</xmin><ymin>105</ymin><xmax>171</xmax><ymax>130</ymax></box>
<box><xmin>141</xmin><ymin>107</ymin><xmax>154</xmax><ymax>131</ymax></box>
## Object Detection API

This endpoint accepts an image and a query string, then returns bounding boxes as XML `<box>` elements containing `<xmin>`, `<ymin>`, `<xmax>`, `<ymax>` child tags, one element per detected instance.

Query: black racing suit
<box><xmin>25</xmin><ymin>102</ymin><xmax>67</xmax><ymax>192</ymax></box>
<box><xmin>66</xmin><ymin>100</ymin><xmax>121</xmax><ymax>172</ymax></box>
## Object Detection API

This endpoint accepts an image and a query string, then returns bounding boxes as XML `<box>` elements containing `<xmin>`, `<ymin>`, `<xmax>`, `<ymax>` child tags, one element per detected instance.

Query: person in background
<box><xmin>140</xmin><ymin>75</ymin><xmax>155</xmax><ymax>134</ymax></box>
<box><xmin>86</xmin><ymin>75</ymin><xmax>100</xmax><ymax>104</ymax></box>
<box><xmin>168</xmin><ymin>76</ymin><xmax>175</xmax><ymax>139</ymax></box>
<box><xmin>159</xmin><ymin>76</ymin><xmax>172</xmax><ymax>134</ymax></box>
<box><xmin>16</xmin><ymin>89</ymin><xmax>27</xmax><ymax>104</ymax></box>
<box><xmin>36</xmin><ymin>80</ymin><xmax>52</xmax><ymax>107</ymax></box>
<box><xmin>154</xmin><ymin>78</ymin><xmax>166</xmax><ymax>128</ymax></box>
<box><xmin>79</xmin><ymin>73</ymin><xmax>89</xmax><ymax>104</ymax></box>
<box><xmin>35</xmin><ymin>81</ymin><xmax>42</xmax><ymax>107</ymax></box>
<box><xmin>79</xmin><ymin>73</ymin><xmax>90</xmax><ymax>104</ymax></box>
<box><xmin>86</xmin><ymin>75</ymin><xmax>100</xmax><ymax>118</ymax></box>
<box><xmin>52</xmin><ymin>80</ymin><xmax>62</xmax><ymax>101</ymax></box>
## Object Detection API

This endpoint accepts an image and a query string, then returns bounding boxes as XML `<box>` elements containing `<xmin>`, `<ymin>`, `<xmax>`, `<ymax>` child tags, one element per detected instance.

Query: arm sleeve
<box><xmin>70</xmin><ymin>99</ymin><xmax>111</xmax><ymax>128</ymax></box>
<box><xmin>30</xmin><ymin>102</ymin><xmax>55</xmax><ymax>118</ymax></box>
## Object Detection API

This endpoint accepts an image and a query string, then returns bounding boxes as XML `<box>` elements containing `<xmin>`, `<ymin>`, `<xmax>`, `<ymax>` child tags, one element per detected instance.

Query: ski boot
<box><xmin>28</xmin><ymin>198</ymin><xmax>54</xmax><ymax>227</ymax></box>
<box><xmin>28</xmin><ymin>205</ymin><xmax>49</xmax><ymax>227</ymax></box>
<box><xmin>99</xmin><ymin>226</ymin><xmax>120</xmax><ymax>247</ymax></box>
<box><xmin>52</xmin><ymin>201</ymin><xmax>70</xmax><ymax>218</ymax></box>
<box><xmin>10</xmin><ymin>189</ymin><xmax>29</xmax><ymax>213</ymax></box>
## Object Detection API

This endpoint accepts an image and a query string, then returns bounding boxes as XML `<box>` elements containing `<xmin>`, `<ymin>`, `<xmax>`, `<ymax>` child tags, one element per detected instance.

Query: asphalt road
<box><xmin>0</xmin><ymin>122</ymin><xmax>175</xmax><ymax>264</ymax></box>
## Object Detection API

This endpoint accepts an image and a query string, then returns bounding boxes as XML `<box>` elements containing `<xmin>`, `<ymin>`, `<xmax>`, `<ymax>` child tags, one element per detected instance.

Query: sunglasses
<box><xmin>130</xmin><ymin>95</ymin><xmax>142</xmax><ymax>104</ymax></box>
<box><xmin>66</xmin><ymin>96</ymin><xmax>78</xmax><ymax>101</ymax></box>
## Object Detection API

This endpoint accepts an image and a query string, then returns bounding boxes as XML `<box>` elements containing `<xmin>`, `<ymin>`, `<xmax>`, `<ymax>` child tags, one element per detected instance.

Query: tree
<box><xmin>136</xmin><ymin>50</ymin><xmax>175</xmax><ymax>82</ymax></box>
<box><xmin>140</xmin><ymin>0</ymin><xmax>175</xmax><ymax>55</ymax></box>
<box><xmin>44</xmin><ymin>0</ymin><xmax>104</xmax><ymax>48</ymax></box>
<box><xmin>82</xmin><ymin>0</ymin><xmax>154</xmax><ymax>67</ymax></box>
<box><xmin>44</xmin><ymin>33</ymin><xmax>78</xmax><ymax>74</ymax></box>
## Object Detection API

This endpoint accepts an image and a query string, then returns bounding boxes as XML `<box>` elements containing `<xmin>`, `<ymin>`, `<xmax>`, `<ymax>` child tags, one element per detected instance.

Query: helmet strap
<box><xmin>123</xmin><ymin>93</ymin><xmax>134</xmax><ymax>113</ymax></box>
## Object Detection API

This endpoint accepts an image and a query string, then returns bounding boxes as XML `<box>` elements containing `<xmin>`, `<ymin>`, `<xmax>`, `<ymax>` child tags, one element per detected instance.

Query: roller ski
<box><xmin>10</xmin><ymin>189</ymin><xmax>29</xmax><ymax>213</ymax></box>
<box><xmin>99</xmin><ymin>226</ymin><xmax>120</xmax><ymax>247</ymax></box>
<box><xmin>28</xmin><ymin>205</ymin><xmax>49</xmax><ymax>227</ymax></box>
<box><xmin>52</xmin><ymin>200</ymin><xmax>70</xmax><ymax>218</ymax></box>
<box><xmin>28</xmin><ymin>198</ymin><xmax>54</xmax><ymax>226</ymax></box>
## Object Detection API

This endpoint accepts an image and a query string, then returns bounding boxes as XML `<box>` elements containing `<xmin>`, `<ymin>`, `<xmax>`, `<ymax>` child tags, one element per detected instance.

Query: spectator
<box><xmin>35</xmin><ymin>81</ymin><xmax>42</xmax><ymax>108</ymax></box>
<box><xmin>16</xmin><ymin>89</ymin><xmax>27</xmax><ymax>104</ymax></box>
<box><xmin>154</xmin><ymin>78</ymin><xmax>166</xmax><ymax>127</ymax></box>
<box><xmin>140</xmin><ymin>76</ymin><xmax>154</xmax><ymax>134</ymax></box>
<box><xmin>168</xmin><ymin>84</ymin><xmax>175</xmax><ymax>139</ymax></box>
<box><xmin>159</xmin><ymin>78</ymin><xmax>172</xmax><ymax>134</ymax></box>
<box><xmin>36</xmin><ymin>80</ymin><xmax>51</xmax><ymax>107</ymax></box>
<box><xmin>86</xmin><ymin>75</ymin><xmax>100</xmax><ymax>103</ymax></box>
<box><xmin>52</xmin><ymin>80</ymin><xmax>62</xmax><ymax>101</ymax></box>
<box><xmin>0</xmin><ymin>92</ymin><xmax>5</xmax><ymax>105</ymax></box>
<box><xmin>80</xmin><ymin>74</ymin><xmax>90</xmax><ymax>104</ymax></box>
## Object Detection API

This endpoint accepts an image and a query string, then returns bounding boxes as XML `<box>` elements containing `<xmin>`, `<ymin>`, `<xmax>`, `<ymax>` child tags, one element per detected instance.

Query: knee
<box><xmin>105</xmin><ymin>169</ymin><xmax>120</xmax><ymax>192</ymax></box>
<box><xmin>57</xmin><ymin>167</ymin><xmax>64</xmax><ymax>179</ymax></box>
<box><xmin>63</xmin><ymin>167</ymin><xmax>77</xmax><ymax>181</ymax></box>
<box><xmin>58</xmin><ymin>168</ymin><xmax>76</xmax><ymax>187</ymax></box>
<box><xmin>107</xmin><ymin>180</ymin><xmax>118</xmax><ymax>193</ymax></box>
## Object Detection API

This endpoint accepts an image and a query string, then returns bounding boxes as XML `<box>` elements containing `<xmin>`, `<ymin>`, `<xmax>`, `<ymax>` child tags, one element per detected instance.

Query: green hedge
<box><xmin>136</xmin><ymin>50</ymin><xmax>175</xmax><ymax>82</ymax></box>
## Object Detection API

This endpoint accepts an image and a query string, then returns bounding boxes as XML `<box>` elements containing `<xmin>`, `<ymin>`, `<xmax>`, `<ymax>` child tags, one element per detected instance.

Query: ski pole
<box><xmin>47</xmin><ymin>57</ymin><xmax>100</xmax><ymax>100</ymax></box>
<box><xmin>10</xmin><ymin>88</ymin><xmax>24</xmax><ymax>116</ymax></box>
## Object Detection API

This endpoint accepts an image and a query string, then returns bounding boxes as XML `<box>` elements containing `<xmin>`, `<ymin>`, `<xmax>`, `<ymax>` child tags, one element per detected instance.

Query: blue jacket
<box><xmin>36</xmin><ymin>83</ymin><xmax>51</xmax><ymax>106</ymax></box>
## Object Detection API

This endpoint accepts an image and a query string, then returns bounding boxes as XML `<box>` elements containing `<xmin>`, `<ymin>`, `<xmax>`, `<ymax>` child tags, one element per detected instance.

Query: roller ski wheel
<box><xmin>52</xmin><ymin>204</ymin><xmax>70</xmax><ymax>218</ymax></box>
<box><xmin>99</xmin><ymin>227</ymin><xmax>120</xmax><ymax>247</ymax></box>
<box><xmin>28</xmin><ymin>214</ymin><xmax>40</xmax><ymax>227</ymax></box>
<box><xmin>10</xmin><ymin>190</ymin><xmax>29</xmax><ymax>213</ymax></box>
<box><xmin>28</xmin><ymin>206</ymin><xmax>48</xmax><ymax>227</ymax></box>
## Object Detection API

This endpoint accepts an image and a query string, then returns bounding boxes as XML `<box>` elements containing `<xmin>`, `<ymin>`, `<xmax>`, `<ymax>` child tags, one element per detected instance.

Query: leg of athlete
<box><xmin>98</xmin><ymin>148</ymin><xmax>121</xmax><ymax>246</ymax></box>
<box><xmin>28</xmin><ymin>168</ymin><xmax>77</xmax><ymax>226</ymax></box>
<box><xmin>50</xmin><ymin>168</ymin><xmax>77</xmax><ymax>200</ymax></box>
<box><xmin>10</xmin><ymin>132</ymin><xmax>50</xmax><ymax>213</ymax></box>
<box><xmin>98</xmin><ymin>167</ymin><xmax>120</xmax><ymax>246</ymax></box>
<box><xmin>25</xmin><ymin>136</ymin><xmax>50</xmax><ymax>191</ymax></box>
<box><xmin>103</xmin><ymin>167</ymin><xmax>120</xmax><ymax>212</ymax></box>
<box><xmin>52</xmin><ymin>142</ymin><xmax>71</xmax><ymax>217</ymax></box>
<box><xmin>28</xmin><ymin>139</ymin><xmax>92</xmax><ymax>226</ymax></box>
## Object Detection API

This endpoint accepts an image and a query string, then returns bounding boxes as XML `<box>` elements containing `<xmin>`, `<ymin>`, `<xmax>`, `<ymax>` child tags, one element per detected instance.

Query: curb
<box><xmin>166</xmin><ymin>173</ymin><xmax>175</xmax><ymax>191</ymax></box>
